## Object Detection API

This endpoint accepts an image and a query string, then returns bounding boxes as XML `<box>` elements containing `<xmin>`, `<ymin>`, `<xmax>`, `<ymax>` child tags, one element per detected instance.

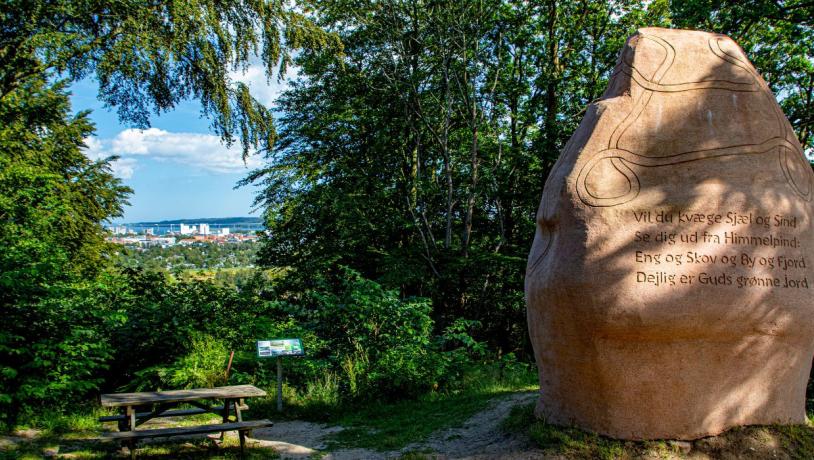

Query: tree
<box><xmin>248</xmin><ymin>0</ymin><xmax>669</xmax><ymax>355</ymax></box>
<box><xmin>0</xmin><ymin>0</ymin><xmax>341</xmax><ymax>155</ymax></box>
<box><xmin>249</xmin><ymin>0</ymin><xmax>812</xmax><ymax>357</ymax></box>
<box><xmin>0</xmin><ymin>76</ymin><xmax>130</xmax><ymax>305</ymax></box>
<box><xmin>0</xmin><ymin>78</ymin><xmax>131</xmax><ymax>421</ymax></box>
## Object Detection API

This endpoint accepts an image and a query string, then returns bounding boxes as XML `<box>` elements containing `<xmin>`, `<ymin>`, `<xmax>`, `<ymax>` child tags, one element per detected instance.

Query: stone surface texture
<box><xmin>526</xmin><ymin>27</ymin><xmax>814</xmax><ymax>440</ymax></box>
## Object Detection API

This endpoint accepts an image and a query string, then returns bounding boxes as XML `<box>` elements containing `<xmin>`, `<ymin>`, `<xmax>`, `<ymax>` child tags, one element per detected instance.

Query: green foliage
<box><xmin>298</xmin><ymin>372</ymin><xmax>341</xmax><ymax>409</ymax></box>
<box><xmin>134</xmin><ymin>334</ymin><xmax>230</xmax><ymax>391</ymax></box>
<box><xmin>0</xmin><ymin>78</ymin><xmax>131</xmax><ymax>424</ymax></box>
<box><xmin>0</xmin><ymin>78</ymin><xmax>130</xmax><ymax>294</ymax></box>
<box><xmin>0</xmin><ymin>274</ymin><xmax>131</xmax><ymax>425</ymax></box>
<box><xmin>268</xmin><ymin>267</ymin><xmax>487</xmax><ymax>400</ymax></box>
<box><xmin>248</xmin><ymin>0</ymin><xmax>814</xmax><ymax>362</ymax></box>
<box><xmin>114</xmin><ymin>242</ymin><xmax>260</xmax><ymax>273</ymax></box>
<box><xmin>0</xmin><ymin>0</ymin><xmax>341</xmax><ymax>155</ymax></box>
<box><xmin>106</xmin><ymin>268</ymin><xmax>276</xmax><ymax>387</ymax></box>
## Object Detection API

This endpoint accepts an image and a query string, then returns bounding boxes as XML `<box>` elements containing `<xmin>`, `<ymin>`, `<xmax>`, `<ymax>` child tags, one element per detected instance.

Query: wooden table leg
<box><xmin>220</xmin><ymin>398</ymin><xmax>231</xmax><ymax>441</ymax></box>
<box><xmin>127</xmin><ymin>406</ymin><xmax>136</xmax><ymax>431</ymax></box>
<box><xmin>234</xmin><ymin>398</ymin><xmax>247</xmax><ymax>453</ymax></box>
<box><xmin>117</xmin><ymin>407</ymin><xmax>129</xmax><ymax>432</ymax></box>
<box><xmin>234</xmin><ymin>399</ymin><xmax>243</xmax><ymax>422</ymax></box>
<box><xmin>125</xmin><ymin>406</ymin><xmax>137</xmax><ymax>459</ymax></box>
<box><xmin>222</xmin><ymin>398</ymin><xmax>231</xmax><ymax>423</ymax></box>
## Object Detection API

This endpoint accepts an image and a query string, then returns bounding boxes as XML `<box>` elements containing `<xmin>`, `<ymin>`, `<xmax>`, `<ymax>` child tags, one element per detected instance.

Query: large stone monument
<box><xmin>526</xmin><ymin>27</ymin><xmax>814</xmax><ymax>440</ymax></box>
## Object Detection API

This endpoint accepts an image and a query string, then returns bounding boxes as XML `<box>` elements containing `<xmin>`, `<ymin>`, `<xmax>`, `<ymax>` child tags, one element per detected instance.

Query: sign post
<box><xmin>276</xmin><ymin>357</ymin><xmax>283</xmax><ymax>412</ymax></box>
<box><xmin>256</xmin><ymin>338</ymin><xmax>304</xmax><ymax>412</ymax></box>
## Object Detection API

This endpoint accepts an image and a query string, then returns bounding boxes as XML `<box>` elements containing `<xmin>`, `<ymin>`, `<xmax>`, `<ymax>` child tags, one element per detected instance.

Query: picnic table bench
<box><xmin>99</xmin><ymin>384</ymin><xmax>272</xmax><ymax>457</ymax></box>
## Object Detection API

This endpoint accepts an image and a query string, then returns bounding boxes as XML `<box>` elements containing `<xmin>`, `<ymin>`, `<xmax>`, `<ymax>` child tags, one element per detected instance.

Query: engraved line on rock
<box><xmin>580</xmin><ymin>33</ymin><xmax>810</xmax><ymax>208</ymax></box>
<box><xmin>576</xmin><ymin>138</ymin><xmax>803</xmax><ymax>207</ymax></box>
<box><xmin>527</xmin><ymin>222</ymin><xmax>555</xmax><ymax>276</ymax></box>
<box><xmin>608</xmin><ymin>35</ymin><xmax>674</xmax><ymax>150</ymax></box>
<box><xmin>778</xmin><ymin>146</ymin><xmax>814</xmax><ymax>201</ymax></box>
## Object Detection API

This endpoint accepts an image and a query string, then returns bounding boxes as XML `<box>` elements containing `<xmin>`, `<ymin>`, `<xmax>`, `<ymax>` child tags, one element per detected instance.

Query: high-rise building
<box><xmin>116</xmin><ymin>225</ymin><xmax>128</xmax><ymax>235</ymax></box>
<box><xmin>180</xmin><ymin>223</ymin><xmax>194</xmax><ymax>235</ymax></box>
<box><xmin>199</xmin><ymin>223</ymin><xmax>210</xmax><ymax>235</ymax></box>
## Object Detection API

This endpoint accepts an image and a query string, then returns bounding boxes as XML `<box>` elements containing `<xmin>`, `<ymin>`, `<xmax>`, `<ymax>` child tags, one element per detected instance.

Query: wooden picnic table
<box><xmin>99</xmin><ymin>384</ymin><xmax>272</xmax><ymax>458</ymax></box>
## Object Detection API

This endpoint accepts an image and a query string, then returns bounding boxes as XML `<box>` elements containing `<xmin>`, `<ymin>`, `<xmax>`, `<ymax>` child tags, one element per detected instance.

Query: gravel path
<box><xmin>250</xmin><ymin>391</ymin><xmax>545</xmax><ymax>459</ymax></box>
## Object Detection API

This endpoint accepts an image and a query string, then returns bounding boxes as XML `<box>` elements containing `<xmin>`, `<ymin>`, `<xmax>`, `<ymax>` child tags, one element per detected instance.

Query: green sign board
<box><xmin>257</xmin><ymin>338</ymin><xmax>304</xmax><ymax>358</ymax></box>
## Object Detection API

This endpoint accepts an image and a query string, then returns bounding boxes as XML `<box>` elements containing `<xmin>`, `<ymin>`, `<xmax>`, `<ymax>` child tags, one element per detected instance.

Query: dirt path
<box><xmin>250</xmin><ymin>391</ymin><xmax>543</xmax><ymax>459</ymax></box>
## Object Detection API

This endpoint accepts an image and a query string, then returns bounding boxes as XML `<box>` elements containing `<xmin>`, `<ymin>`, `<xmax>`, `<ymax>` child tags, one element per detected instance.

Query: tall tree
<box><xmin>0</xmin><ymin>78</ymin><xmax>131</xmax><ymax>421</ymax></box>
<box><xmin>0</xmin><ymin>0</ymin><xmax>341</xmax><ymax>155</ymax></box>
<box><xmin>250</xmin><ymin>0</ymin><xmax>669</xmax><ymax>354</ymax></box>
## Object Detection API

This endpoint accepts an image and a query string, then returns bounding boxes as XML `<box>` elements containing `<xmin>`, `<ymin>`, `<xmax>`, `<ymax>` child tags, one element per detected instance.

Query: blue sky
<box><xmin>71</xmin><ymin>67</ymin><xmax>289</xmax><ymax>223</ymax></box>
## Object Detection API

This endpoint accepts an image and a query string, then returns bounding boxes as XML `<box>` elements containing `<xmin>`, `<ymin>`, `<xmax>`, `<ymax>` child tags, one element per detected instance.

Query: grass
<box><xmin>327</xmin><ymin>363</ymin><xmax>537</xmax><ymax>450</ymax></box>
<box><xmin>4</xmin><ymin>369</ymin><xmax>811</xmax><ymax>458</ymax></box>
<box><xmin>501</xmin><ymin>403</ymin><xmax>630</xmax><ymax>460</ymax></box>
<box><xmin>1</xmin><ymin>363</ymin><xmax>537</xmax><ymax>458</ymax></box>
<box><xmin>8</xmin><ymin>406</ymin><xmax>111</xmax><ymax>439</ymax></box>
<box><xmin>326</xmin><ymin>390</ymin><xmax>511</xmax><ymax>451</ymax></box>
<box><xmin>0</xmin><ymin>405</ymin><xmax>283</xmax><ymax>459</ymax></box>
<box><xmin>502</xmin><ymin>402</ymin><xmax>814</xmax><ymax>460</ymax></box>
<box><xmin>0</xmin><ymin>436</ymin><xmax>281</xmax><ymax>459</ymax></box>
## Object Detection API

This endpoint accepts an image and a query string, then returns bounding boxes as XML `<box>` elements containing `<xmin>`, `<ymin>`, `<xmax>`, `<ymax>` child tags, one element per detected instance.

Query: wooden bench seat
<box><xmin>100</xmin><ymin>419</ymin><xmax>273</xmax><ymax>440</ymax></box>
<box><xmin>102</xmin><ymin>419</ymin><xmax>273</xmax><ymax>457</ymax></box>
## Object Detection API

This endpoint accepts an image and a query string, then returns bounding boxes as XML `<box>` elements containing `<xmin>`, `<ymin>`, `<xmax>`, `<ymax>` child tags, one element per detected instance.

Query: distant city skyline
<box><xmin>71</xmin><ymin>68</ymin><xmax>290</xmax><ymax>222</ymax></box>
<box><xmin>107</xmin><ymin>218</ymin><xmax>264</xmax><ymax>236</ymax></box>
<box><xmin>108</xmin><ymin>216</ymin><xmax>263</xmax><ymax>225</ymax></box>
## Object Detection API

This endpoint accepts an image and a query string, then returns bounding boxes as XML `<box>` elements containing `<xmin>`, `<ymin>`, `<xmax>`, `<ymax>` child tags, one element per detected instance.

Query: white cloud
<box><xmin>83</xmin><ymin>136</ymin><xmax>106</xmax><ymax>159</ymax></box>
<box><xmin>82</xmin><ymin>136</ymin><xmax>137</xmax><ymax>179</ymax></box>
<box><xmin>82</xmin><ymin>128</ymin><xmax>262</xmax><ymax>179</ymax></box>
<box><xmin>229</xmin><ymin>64</ymin><xmax>296</xmax><ymax>107</ymax></box>
<box><xmin>109</xmin><ymin>158</ymin><xmax>137</xmax><ymax>179</ymax></box>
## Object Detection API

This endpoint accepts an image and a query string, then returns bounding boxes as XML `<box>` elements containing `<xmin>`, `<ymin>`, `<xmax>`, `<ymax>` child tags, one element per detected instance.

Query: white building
<box><xmin>179</xmin><ymin>223</ymin><xmax>194</xmax><ymax>235</ymax></box>
<box><xmin>219</xmin><ymin>227</ymin><xmax>230</xmax><ymax>236</ymax></box>
<box><xmin>199</xmin><ymin>223</ymin><xmax>210</xmax><ymax>235</ymax></box>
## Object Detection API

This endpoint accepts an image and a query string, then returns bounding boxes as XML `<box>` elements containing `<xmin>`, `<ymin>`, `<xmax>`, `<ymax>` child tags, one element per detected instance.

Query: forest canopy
<box><xmin>247</xmin><ymin>0</ymin><xmax>814</xmax><ymax>353</ymax></box>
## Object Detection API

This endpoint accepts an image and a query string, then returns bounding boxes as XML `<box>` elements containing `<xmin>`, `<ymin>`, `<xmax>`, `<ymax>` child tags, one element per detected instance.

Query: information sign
<box><xmin>256</xmin><ymin>338</ymin><xmax>304</xmax><ymax>358</ymax></box>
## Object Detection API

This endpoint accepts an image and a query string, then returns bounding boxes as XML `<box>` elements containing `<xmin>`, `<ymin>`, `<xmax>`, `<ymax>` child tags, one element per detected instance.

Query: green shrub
<box><xmin>298</xmin><ymin>267</ymin><xmax>449</xmax><ymax>399</ymax></box>
<box><xmin>132</xmin><ymin>334</ymin><xmax>231</xmax><ymax>390</ymax></box>
<box><xmin>165</xmin><ymin>334</ymin><xmax>230</xmax><ymax>388</ymax></box>
<box><xmin>0</xmin><ymin>275</ymin><xmax>127</xmax><ymax>424</ymax></box>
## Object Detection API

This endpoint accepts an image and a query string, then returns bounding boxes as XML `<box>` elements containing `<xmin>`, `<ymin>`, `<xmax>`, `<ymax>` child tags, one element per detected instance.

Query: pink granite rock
<box><xmin>526</xmin><ymin>27</ymin><xmax>814</xmax><ymax>440</ymax></box>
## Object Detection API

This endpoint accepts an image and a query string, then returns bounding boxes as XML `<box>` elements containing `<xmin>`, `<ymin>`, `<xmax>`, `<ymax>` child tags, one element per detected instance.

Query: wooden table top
<box><xmin>101</xmin><ymin>384</ymin><xmax>267</xmax><ymax>407</ymax></box>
